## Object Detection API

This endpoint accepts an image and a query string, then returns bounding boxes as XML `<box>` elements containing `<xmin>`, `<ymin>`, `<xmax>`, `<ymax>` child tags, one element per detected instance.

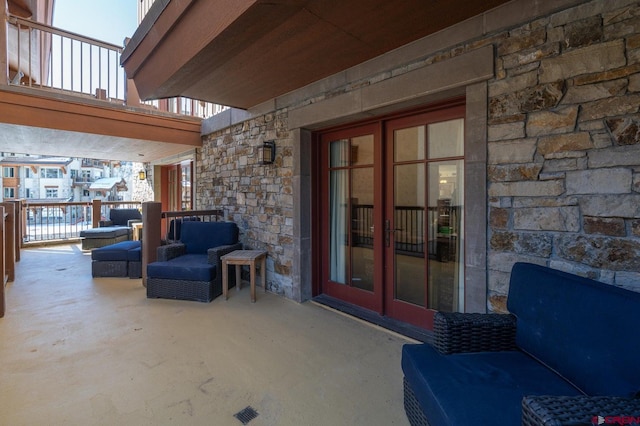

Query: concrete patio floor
<box><xmin>0</xmin><ymin>244</ymin><xmax>414</xmax><ymax>425</ymax></box>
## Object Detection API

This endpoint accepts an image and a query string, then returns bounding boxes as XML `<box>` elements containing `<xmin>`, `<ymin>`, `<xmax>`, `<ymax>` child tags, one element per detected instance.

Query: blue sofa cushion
<box><xmin>146</xmin><ymin>254</ymin><xmax>215</xmax><ymax>281</ymax></box>
<box><xmin>80</xmin><ymin>226</ymin><xmax>130</xmax><ymax>239</ymax></box>
<box><xmin>401</xmin><ymin>343</ymin><xmax>581</xmax><ymax>426</ymax></box>
<box><xmin>91</xmin><ymin>240</ymin><xmax>141</xmax><ymax>261</ymax></box>
<box><xmin>109</xmin><ymin>208</ymin><xmax>142</xmax><ymax>226</ymax></box>
<box><xmin>507</xmin><ymin>262</ymin><xmax>640</xmax><ymax>397</ymax></box>
<box><xmin>180</xmin><ymin>221</ymin><xmax>239</xmax><ymax>255</ymax></box>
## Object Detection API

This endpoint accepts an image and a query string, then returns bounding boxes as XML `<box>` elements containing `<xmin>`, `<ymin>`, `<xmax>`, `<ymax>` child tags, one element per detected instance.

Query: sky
<box><xmin>52</xmin><ymin>0</ymin><xmax>138</xmax><ymax>46</ymax></box>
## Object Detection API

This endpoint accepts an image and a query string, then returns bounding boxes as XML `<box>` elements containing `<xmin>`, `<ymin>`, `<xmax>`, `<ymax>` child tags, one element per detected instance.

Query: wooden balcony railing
<box><xmin>2</xmin><ymin>11</ymin><xmax>228</xmax><ymax>119</ymax></box>
<box><xmin>1</xmin><ymin>201</ymin><xmax>19</xmax><ymax>318</ymax></box>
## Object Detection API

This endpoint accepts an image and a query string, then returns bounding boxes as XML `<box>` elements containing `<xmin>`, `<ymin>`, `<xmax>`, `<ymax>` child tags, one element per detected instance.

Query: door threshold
<box><xmin>312</xmin><ymin>294</ymin><xmax>433</xmax><ymax>343</ymax></box>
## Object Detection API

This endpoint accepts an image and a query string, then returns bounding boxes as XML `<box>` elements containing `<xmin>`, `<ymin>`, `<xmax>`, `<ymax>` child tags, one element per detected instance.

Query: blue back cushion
<box><xmin>507</xmin><ymin>262</ymin><xmax>640</xmax><ymax>397</ymax></box>
<box><xmin>109</xmin><ymin>208</ymin><xmax>142</xmax><ymax>226</ymax></box>
<box><xmin>167</xmin><ymin>216</ymin><xmax>201</xmax><ymax>240</ymax></box>
<box><xmin>180</xmin><ymin>221</ymin><xmax>238</xmax><ymax>254</ymax></box>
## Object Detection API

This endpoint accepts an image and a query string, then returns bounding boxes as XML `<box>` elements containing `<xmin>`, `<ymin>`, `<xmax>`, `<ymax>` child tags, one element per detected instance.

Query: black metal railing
<box><xmin>350</xmin><ymin>204</ymin><xmax>460</xmax><ymax>258</ymax></box>
<box><xmin>394</xmin><ymin>205</ymin><xmax>425</xmax><ymax>256</ymax></box>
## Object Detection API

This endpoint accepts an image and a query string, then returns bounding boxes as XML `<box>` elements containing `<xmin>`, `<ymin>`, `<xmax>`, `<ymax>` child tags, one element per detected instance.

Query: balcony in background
<box><xmin>6</xmin><ymin>13</ymin><xmax>227</xmax><ymax>119</ymax></box>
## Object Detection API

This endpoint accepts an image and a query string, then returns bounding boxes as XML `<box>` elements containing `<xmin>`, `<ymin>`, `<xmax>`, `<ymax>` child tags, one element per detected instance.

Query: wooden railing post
<box><xmin>0</xmin><ymin>0</ymin><xmax>8</xmax><ymax>86</ymax></box>
<box><xmin>92</xmin><ymin>199</ymin><xmax>102</xmax><ymax>227</ymax></box>
<box><xmin>18</xmin><ymin>199</ymin><xmax>26</xmax><ymax>249</ymax></box>
<box><xmin>1</xmin><ymin>202</ymin><xmax>14</xmax><ymax>282</ymax></box>
<box><xmin>141</xmin><ymin>202</ymin><xmax>162</xmax><ymax>288</ymax></box>
<box><xmin>0</xmin><ymin>205</ymin><xmax>5</xmax><ymax>318</ymax></box>
<box><xmin>11</xmin><ymin>200</ymin><xmax>20</xmax><ymax>261</ymax></box>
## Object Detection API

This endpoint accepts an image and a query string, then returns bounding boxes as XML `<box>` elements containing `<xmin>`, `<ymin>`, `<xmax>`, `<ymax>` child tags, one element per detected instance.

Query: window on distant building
<box><xmin>3</xmin><ymin>167</ymin><xmax>15</xmax><ymax>178</ymax></box>
<box><xmin>83</xmin><ymin>190</ymin><xmax>90</xmax><ymax>196</ymax></box>
<box><xmin>4</xmin><ymin>187</ymin><xmax>15</xmax><ymax>198</ymax></box>
<box><xmin>41</xmin><ymin>168</ymin><xmax>62</xmax><ymax>178</ymax></box>
<box><xmin>26</xmin><ymin>188</ymin><xmax>31</xmax><ymax>198</ymax></box>
<box><xmin>46</xmin><ymin>188</ymin><xmax>58</xmax><ymax>198</ymax></box>
<box><xmin>25</xmin><ymin>168</ymin><xmax>30</xmax><ymax>177</ymax></box>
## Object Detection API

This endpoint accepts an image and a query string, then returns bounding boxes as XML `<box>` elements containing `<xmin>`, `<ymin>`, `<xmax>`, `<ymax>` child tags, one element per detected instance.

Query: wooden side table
<box><xmin>221</xmin><ymin>250</ymin><xmax>267</xmax><ymax>302</ymax></box>
<box><xmin>131</xmin><ymin>222</ymin><xmax>143</xmax><ymax>241</ymax></box>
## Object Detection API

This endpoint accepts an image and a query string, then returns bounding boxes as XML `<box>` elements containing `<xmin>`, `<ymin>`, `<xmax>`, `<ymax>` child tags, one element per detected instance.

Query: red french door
<box><xmin>317</xmin><ymin>101</ymin><xmax>465</xmax><ymax>330</ymax></box>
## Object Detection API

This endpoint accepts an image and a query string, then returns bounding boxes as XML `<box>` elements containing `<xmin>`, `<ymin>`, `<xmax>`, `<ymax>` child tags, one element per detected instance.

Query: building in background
<box><xmin>0</xmin><ymin>153</ymin><xmax>147</xmax><ymax>203</ymax></box>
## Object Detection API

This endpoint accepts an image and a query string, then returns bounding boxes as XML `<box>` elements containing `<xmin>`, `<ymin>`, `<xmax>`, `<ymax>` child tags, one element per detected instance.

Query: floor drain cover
<box><xmin>234</xmin><ymin>406</ymin><xmax>258</xmax><ymax>425</ymax></box>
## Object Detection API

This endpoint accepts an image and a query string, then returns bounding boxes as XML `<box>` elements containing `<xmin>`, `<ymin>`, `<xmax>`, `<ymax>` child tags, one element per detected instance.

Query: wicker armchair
<box><xmin>146</xmin><ymin>221</ymin><xmax>242</xmax><ymax>302</ymax></box>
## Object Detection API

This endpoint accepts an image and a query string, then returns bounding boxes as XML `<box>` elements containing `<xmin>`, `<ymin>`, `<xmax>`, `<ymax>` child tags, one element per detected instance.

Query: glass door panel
<box><xmin>385</xmin><ymin>107</ymin><xmax>465</xmax><ymax>329</ymax></box>
<box><xmin>168</xmin><ymin>168</ymin><xmax>178</xmax><ymax>211</ymax></box>
<box><xmin>329</xmin><ymin>166</ymin><xmax>348</xmax><ymax>284</ymax></box>
<box><xmin>180</xmin><ymin>163</ymin><xmax>192</xmax><ymax>210</ymax></box>
<box><xmin>351</xmin><ymin>167</ymin><xmax>374</xmax><ymax>291</ymax></box>
<box><xmin>427</xmin><ymin>160</ymin><xmax>464</xmax><ymax>312</ymax></box>
<box><xmin>322</xmin><ymin>127</ymin><xmax>381</xmax><ymax>312</ymax></box>
<box><xmin>394</xmin><ymin>162</ymin><xmax>425</xmax><ymax>306</ymax></box>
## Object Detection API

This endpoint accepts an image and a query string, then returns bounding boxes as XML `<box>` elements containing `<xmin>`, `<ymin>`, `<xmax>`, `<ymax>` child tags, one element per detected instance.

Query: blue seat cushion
<box><xmin>147</xmin><ymin>254</ymin><xmax>215</xmax><ymax>282</ymax></box>
<box><xmin>128</xmin><ymin>246</ymin><xmax>141</xmax><ymax>261</ymax></box>
<box><xmin>80</xmin><ymin>226</ymin><xmax>130</xmax><ymax>239</ymax></box>
<box><xmin>91</xmin><ymin>240</ymin><xmax>141</xmax><ymax>261</ymax></box>
<box><xmin>180</xmin><ymin>221</ymin><xmax>239</xmax><ymax>254</ymax></box>
<box><xmin>401</xmin><ymin>343</ymin><xmax>581</xmax><ymax>426</ymax></box>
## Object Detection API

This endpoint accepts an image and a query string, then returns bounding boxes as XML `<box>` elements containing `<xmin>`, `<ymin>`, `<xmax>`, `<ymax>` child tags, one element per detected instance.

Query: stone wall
<box><xmin>198</xmin><ymin>0</ymin><xmax>640</xmax><ymax>312</ymax></box>
<box><xmin>198</xmin><ymin>111</ymin><xmax>297</xmax><ymax>298</ymax></box>
<box><xmin>486</xmin><ymin>0</ymin><xmax>640</xmax><ymax>311</ymax></box>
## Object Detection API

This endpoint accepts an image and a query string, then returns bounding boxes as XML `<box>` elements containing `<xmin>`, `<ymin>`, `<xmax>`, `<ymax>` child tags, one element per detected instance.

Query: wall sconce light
<box><xmin>260</xmin><ymin>140</ymin><xmax>276</xmax><ymax>165</ymax></box>
<box><xmin>139</xmin><ymin>170</ymin><xmax>147</xmax><ymax>180</ymax></box>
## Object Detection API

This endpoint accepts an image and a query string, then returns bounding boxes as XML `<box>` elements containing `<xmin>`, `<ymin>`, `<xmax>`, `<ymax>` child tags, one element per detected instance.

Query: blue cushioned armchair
<box><xmin>146</xmin><ymin>221</ymin><xmax>242</xmax><ymax>302</ymax></box>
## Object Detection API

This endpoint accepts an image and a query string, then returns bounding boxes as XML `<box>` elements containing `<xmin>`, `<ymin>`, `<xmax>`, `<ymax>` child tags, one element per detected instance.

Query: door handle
<box><xmin>385</xmin><ymin>220</ymin><xmax>403</xmax><ymax>247</ymax></box>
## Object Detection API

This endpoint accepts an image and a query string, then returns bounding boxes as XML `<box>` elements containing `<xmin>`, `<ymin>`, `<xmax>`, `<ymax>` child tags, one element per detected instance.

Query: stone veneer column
<box><xmin>464</xmin><ymin>82</ymin><xmax>488</xmax><ymax>313</ymax></box>
<box><xmin>291</xmin><ymin>128</ymin><xmax>312</xmax><ymax>302</ymax></box>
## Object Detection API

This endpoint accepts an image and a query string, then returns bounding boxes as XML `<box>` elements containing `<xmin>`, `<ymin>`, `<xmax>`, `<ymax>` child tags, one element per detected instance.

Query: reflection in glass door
<box><xmin>181</xmin><ymin>163</ymin><xmax>192</xmax><ymax>210</ymax></box>
<box><xmin>385</xmin><ymin>109</ymin><xmax>465</xmax><ymax>329</ymax></box>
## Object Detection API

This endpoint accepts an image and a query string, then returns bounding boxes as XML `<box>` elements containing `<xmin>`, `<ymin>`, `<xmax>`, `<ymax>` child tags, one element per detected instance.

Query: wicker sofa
<box><xmin>146</xmin><ymin>221</ymin><xmax>241</xmax><ymax>302</ymax></box>
<box><xmin>80</xmin><ymin>208</ymin><xmax>142</xmax><ymax>250</ymax></box>
<box><xmin>401</xmin><ymin>262</ymin><xmax>640</xmax><ymax>425</ymax></box>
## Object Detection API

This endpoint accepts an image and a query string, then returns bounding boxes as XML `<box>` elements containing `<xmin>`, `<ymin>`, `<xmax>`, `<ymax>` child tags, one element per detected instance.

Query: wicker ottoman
<box><xmin>91</xmin><ymin>240</ymin><xmax>142</xmax><ymax>278</ymax></box>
